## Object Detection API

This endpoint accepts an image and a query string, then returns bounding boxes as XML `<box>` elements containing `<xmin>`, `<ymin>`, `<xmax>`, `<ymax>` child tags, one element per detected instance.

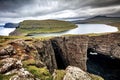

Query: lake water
<box><xmin>0</xmin><ymin>24</ymin><xmax>118</xmax><ymax>36</ymax></box>
<box><xmin>29</xmin><ymin>24</ymin><xmax>118</xmax><ymax>37</ymax></box>
<box><xmin>0</xmin><ymin>27</ymin><xmax>16</xmax><ymax>36</ymax></box>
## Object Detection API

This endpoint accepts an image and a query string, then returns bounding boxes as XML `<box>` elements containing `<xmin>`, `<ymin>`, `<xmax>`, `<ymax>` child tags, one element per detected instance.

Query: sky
<box><xmin>0</xmin><ymin>0</ymin><xmax>120</xmax><ymax>24</ymax></box>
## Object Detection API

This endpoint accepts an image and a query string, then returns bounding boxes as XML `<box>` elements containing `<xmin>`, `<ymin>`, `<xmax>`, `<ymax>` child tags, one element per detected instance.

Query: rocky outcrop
<box><xmin>9</xmin><ymin>30</ymin><xmax>22</xmax><ymax>36</ymax></box>
<box><xmin>52</xmin><ymin>66</ymin><xmax>104</xmax><ymax>80</ymax></box>
<box><xmin>51</xmin><ymin>35</ymin><xmax>89</xmax><ymax>71</ymax></box>
<box><xmin>33</xmin><ymin>40</ymin><xmax>57</xmax><ymax>73</ymax></box>
<box><xmin>89</xmin><ymin>33</ymin><xmax>120</xmax><ymax>59</ymax></box>
<box><xmin>63</xmin><ymin>66</ymin><xmax>92</xmax><ymax>80</ymax></box>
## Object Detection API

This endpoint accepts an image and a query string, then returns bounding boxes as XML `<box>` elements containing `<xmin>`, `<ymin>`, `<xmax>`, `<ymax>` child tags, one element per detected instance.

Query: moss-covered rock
<box><xmin>53</xmin><ymin>70</ymin><xmax>65</xmax><ymax>80</ymax></box>
<box><xmin>89</xmin><ymin>74</ymin><xmax>104</xmax><ymax>80</ymax></box>
<box><xmin>26</xmin><ymin>66</ymin><xmax>52</xmax><ymax>80</ymax></box>
<box><xmin>0</xmin><ymin>74</ymin><xmax>14</xmax><ymax>80</ymax></box>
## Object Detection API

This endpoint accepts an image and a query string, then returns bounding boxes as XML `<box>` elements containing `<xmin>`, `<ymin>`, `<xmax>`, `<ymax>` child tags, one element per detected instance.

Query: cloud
<box><xmin>0</xmin><ymin>0</ymin><xmax>120</xmax><ymax>24</ymax></box>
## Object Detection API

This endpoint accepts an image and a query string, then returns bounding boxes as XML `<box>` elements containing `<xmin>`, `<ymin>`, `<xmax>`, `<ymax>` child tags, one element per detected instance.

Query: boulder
<box><xmin>63</xmin><ymin>66</ymin><xmax>91</xmax><ymax>80</ymax></box>
<box><xmin>0</xmin><ymin>58</ymin><xmax>22</xmax><ymax>74</ymax></box>
<box><xmin>63</xmin><ymin>66</ymin><xmax>104</xmax><ymax>80</ymax></box>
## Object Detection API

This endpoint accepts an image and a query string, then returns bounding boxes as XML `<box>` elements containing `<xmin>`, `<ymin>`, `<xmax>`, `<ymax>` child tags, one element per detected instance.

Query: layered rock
<box><xmin>33</xmin><ymin>40</ymin><xmax>57</xmax><ymax>72</ymax></box>
<box><xmin>51</xmin><ymin>35</ymin><xmax>89</xmax><ymax>71</ymax></box>
<box><xmin>89</xmin><ymin>33</ymin><xmax>120</xmax><ymax>59</ymax></box>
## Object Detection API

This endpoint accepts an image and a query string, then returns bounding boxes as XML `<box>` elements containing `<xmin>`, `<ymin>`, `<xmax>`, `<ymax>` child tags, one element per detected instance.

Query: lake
<box><xmin>0</xmin><ymin>27</ymin><xmax>16</xmax><ymax>36</ymax></box>
<box><xmin>0</xmin><ymin>24</ymin><xmax>118</xmax><ymax>36</ymax></box>
<box><xmin>29</xmin><ymin>24</ymin><xmax>118</xmax><ymax>37</ymax></box>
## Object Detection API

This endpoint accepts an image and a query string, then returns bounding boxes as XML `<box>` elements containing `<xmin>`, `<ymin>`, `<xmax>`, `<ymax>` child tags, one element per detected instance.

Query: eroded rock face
<box><xmin>51</xmin><ymin>35</ymin><xmax>89</xmax><ymax>71</ymax></box>
<box><xmin>89</xmin><ymin>33</ymin><xmax>120</xmax><ymax>59</ymax></box>
<box><xmin>34</xmin><ymin>40</ymin><xmax>57</xmax><ymax>73</ymax></box>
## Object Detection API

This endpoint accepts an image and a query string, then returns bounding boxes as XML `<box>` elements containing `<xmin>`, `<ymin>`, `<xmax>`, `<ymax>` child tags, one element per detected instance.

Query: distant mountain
<box><xmin>0</xmin><ymin>25</ymin><xmax>4</xmax><ymax>27</ymax></box>
<box><xmin>71</xmin><ymin>16</ymin><xmax>120</xmax><ymax>24</ymax></box>
<box><xmin>4</xmin><ymin>23</ymin><xmax>18</xmax><ymax>28</ymax></box>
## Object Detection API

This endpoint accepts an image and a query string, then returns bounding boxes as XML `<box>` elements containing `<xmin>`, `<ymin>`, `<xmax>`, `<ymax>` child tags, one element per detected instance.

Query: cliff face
<box><xmin>89</xmin><ymin>33</ymin><xmax>120</xmax><ymax>59</ymax></box>
<box><xmin>51</xmin><ymin>35</ymin><xmax>89</xmax><ymax>71</ymax></box>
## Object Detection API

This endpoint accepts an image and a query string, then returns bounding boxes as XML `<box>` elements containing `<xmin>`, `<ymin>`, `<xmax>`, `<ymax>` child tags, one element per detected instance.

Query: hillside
<box><xmin>10</xmin><ymin>19</ymin><xmax>77</xmax><ymax>36</ymax></box>
<box><xmin>71</xmin><ymin>16</ymin><xmax>120</xmax><ymax>31</ymax></box>
<box><xmin>72</xmin><ymin>16</ymin><xmax>120</xmax><ymax>24</ymax></box>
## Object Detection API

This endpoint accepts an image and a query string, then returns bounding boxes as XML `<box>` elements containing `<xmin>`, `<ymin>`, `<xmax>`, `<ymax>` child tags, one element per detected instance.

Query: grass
<box><xmin>0</xmin><ymin>74</ymin><xmax>15</xmax><ymax>80</ymax></box>
<box><xmin>88</xmin><ymin>73</ymin><xmax>104</xmax><ymax>80</ymax></box>
<box><xmin>108</xmin><ymin>22</ymin><xmax>120</xmax><ymax>31</ymax></box>
<box><xmin>22</xmin><ymin>59</ymin><xmax>36</xmax><ymax>67</ymax></box>
<box><xmin>26</xmin><ymin>66</ymin><xmax>52</xmax><ymax>80</ymax></box>
<box><xmin>16</xmin><ymin>19</ymin><xmax>77</xmax><ymax>36</ymax></box>
<box><xmin>53</xmin><ymin>70</ymin><xmax>65</xmax><ymax>80</ymax></box>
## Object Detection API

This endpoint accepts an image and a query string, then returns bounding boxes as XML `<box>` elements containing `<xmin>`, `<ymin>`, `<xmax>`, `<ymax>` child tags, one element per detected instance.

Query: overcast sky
<box><xmin>0</xmin><ymin>0</ymin><xmax>120</xmax><ymax>24</ymax></box>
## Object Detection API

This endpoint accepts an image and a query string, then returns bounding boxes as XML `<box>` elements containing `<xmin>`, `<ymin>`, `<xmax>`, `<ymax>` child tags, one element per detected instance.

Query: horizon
<box><xmin>0</xmin><ymin>0</ymin><xmax>120</xmax><ymax>24</ymax></box>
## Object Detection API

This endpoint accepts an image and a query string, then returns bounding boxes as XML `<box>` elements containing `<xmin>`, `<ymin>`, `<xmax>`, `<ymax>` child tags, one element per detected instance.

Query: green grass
<box><xmin>0</xmin><ymin>74</ymin><xmax>15</xmax><ymax>80</ymax></box>
<box><xmin>89</xmin><ymin>73</ymin><xmax>104</xmax><ymax>80</ymax></box>
<box><xmin>26</xmin><ymin>66</ymin><xmax>52</xmax><ymax>80</ymax></box>
<box><xmin>53</xmin><ymin>70</ymin><xmax>65</xmax><ymax>80</ymax></box>
<box><xmin>15</xmin><ymin>19</ymin><xmax>77</xmax><ymax>36</ymax></box>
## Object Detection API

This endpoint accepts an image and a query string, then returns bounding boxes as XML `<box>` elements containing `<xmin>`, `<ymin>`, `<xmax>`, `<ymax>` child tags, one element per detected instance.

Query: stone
<box><xmin>63</xmin><ymin>66</ymin><xmax>91</xmax><ymax>80</ymax></box>
<box><xmin>0</xmin><ymin>45</ymin><xmax>16</xmax><ymax>56</ymax></box>
<box><xmin>0</xmin><ymin>58</ymin><xmax>22</xmax><ymax>74</ymax></box>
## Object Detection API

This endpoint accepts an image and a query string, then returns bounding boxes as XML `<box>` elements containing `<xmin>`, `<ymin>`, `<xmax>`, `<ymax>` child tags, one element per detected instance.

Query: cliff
<box><xmin>89</xmin><ymin>32</ymin><xmax>120</xmax><ymax>59</ymax></box>
<box><xmin>0</xmin><ymin>32</ymin><xmax>120</xmax><ymax>79</ymax></box>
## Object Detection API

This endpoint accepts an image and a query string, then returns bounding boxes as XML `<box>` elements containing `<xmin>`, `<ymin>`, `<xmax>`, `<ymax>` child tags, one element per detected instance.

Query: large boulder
<box><xmin>63</xmin><ymin>66</ymin><xmax>104</xmax><ymax>80</ymax></box>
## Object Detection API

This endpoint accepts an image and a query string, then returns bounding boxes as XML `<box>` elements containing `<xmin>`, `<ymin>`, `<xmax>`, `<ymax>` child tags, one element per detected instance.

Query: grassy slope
<box><xmin>16</xmin><ymin>19</ymin><xmax>77</xmax><ymax>35</ymax></box>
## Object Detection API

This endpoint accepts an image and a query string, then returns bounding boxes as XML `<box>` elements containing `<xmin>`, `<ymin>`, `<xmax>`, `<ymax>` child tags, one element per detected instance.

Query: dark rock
<box><xmin>4</xmin><ymin>23</ymin><xmax>18</xmax><ymax>28</ymax></box>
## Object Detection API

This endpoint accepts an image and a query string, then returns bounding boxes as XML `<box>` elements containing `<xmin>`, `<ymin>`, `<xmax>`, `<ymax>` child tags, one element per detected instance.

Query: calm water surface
<box><xmin>30</xmin><ymin>24</ymin><xmax>118</xmax><ymax>37</ymax></box>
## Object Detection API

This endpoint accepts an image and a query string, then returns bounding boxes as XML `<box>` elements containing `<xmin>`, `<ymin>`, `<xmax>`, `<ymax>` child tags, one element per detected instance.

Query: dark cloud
<box><xmin>0</xmin><ymin>0</ymin><xmax>32</xmax><ymax>11</ymax></box>
<box><xmin>0</xmin><ymin>0</ymin><xmax>120</xmax><ymax>24</ymax></box>
<box><xmin>87</xmin><ymin>0</ymin><xmax>120</xmax><ymax>7</ymax></box>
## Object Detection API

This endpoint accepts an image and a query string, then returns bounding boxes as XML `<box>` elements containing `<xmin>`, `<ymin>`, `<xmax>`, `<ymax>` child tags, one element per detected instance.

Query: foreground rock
<box><xmin>64</xmin><ymin>66</ymin><xmax>104</xmax><ymax>80</ymax></box>
<box><xmin>53</xmin><ymin>66</ymin><xmax>104</xmax><ymax>80</ymax></box>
